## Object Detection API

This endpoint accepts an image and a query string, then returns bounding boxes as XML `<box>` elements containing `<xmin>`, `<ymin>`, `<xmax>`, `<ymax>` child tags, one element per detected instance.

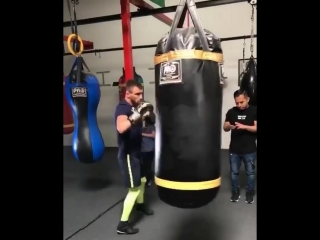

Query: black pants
<box><xmin>141</xmin><ymin>151</ymin><xmax>154</xmax><ymax>183</ymax></box>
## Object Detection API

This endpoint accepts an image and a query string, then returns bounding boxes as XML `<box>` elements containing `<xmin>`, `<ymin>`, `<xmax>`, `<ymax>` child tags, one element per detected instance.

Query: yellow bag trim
<box><xmin>154</xmin><ymin>50</ymin><xmax>223</xmax><ymax>65</ymax></box>
<box><xmin>63</xmin><ymin>124</ymin><xmax>74</xmax><ymax>128</ymax></box>
<box><xmin>155</xmin><ymin>176</ymin><xmax>221</xmax><ymax>190</ymax></box>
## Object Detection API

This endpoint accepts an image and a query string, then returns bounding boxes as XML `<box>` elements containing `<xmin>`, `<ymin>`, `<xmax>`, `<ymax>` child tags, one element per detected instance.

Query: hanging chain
<box><xmin>250</xmin><ymin>5</ymin><xmax>255</xmax><ymax>57</ymax></box>
<box><xmin>242</xmin><ymin>38</ymin><xmax>246</xmax><ymax>72</ymax></box>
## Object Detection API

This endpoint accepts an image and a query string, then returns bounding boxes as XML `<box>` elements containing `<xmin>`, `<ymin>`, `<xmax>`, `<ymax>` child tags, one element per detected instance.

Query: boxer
<box><xmin>114</xmin><ymin>80</ymin><xmax>154</xmax><ymax>235</ymax></box>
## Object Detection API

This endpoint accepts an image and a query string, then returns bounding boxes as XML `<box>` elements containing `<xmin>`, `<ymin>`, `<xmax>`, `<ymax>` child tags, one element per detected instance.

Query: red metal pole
<box><xmin>121</xmin><ymin>0</ymin><xmax>134</xmax><ymax>81</ymax></box>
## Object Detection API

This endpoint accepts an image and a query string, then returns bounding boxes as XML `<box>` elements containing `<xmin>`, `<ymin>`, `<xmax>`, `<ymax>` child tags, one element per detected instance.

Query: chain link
<box><xmin>250</xmin><ymin>5</ymin><xmax>255</xmax><ymax>56</ymax></box>
<box><xmin>242</xmin><ymin>39</ymin><xmax>246</xmax><ymax>71</ymax></box>
<box><xmin>71</xmin><ymin>0</ymin><xmax>79</xmax><ymax>5</ymax></box>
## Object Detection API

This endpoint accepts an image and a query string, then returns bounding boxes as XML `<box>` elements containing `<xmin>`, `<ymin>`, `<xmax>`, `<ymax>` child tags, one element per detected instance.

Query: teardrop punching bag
<box><xmin>65</xmin><ymin>57</ymin><xmax>105</xmax><ymax>163</ymax></box>
<box><xmin>63</xmin><ymin>74</ymin><xmax>74</xmax><ymax>134</ymax></box>
<box><xmin>154</xmin><ymin>0</ymin><xmax>223</xmax><ymax>209</ymax></box>
<box><xmin>118</xmin><ymin>67</ymin><xmax>144</xmax><ymax>101</ymax></box>
<box><xmin>240</xmin><ymin>57</ymin><xmax>257</xmax><ymax>106</ymax></box>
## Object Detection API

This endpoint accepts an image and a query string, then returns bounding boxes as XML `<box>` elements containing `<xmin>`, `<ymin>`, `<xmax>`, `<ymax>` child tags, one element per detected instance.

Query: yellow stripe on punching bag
<box><xmin>155</xmin><ymin>177</ymin><xmax>221</xmax><ymax>190</ymax></box>
<box><xmin>63</xmin><ymin>124</ymin><xmax>74</xmax><ymax>128</ymax></box>
<box><xmin>154</xmin><ymin>50</ymin><xmax>223</xmax><ymax>65</ymax></box>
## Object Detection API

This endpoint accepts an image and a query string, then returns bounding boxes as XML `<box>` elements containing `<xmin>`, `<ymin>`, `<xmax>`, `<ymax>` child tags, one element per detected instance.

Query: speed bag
<box><xmin>154</xmin><ymin>28</ymin><xmax>223</xmax><ymax>209</ymax></box>
<box><xmin>63</xmin><ymin>75</ymin><xmax>74</xmax><ymax>134</ymax></box>
<box><xmin>65</xmin><ymin>71</ymin><xmax>105</xmax><ymax>164</ymax></box>
<box><xmin>240</xmin><ymin>58</ymin><xmax>257</xmax><ymax>107</ymax></box>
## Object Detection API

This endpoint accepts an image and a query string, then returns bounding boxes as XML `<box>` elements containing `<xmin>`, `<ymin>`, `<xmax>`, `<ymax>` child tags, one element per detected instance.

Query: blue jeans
<box><xmin>229</xmin><ymin>152</ymin><xmax>256</xmax><ymax>192</ymax></box>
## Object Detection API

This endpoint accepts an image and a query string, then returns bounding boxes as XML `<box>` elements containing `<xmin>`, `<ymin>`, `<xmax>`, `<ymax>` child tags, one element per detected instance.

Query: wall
<box><xmin>63</xmin><ymin>0</ymin><xmax>257</xmax><ymax>148</ymax></box>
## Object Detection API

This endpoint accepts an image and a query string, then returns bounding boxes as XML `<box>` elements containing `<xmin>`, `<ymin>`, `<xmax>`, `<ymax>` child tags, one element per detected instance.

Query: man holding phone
<box><xmin>223</xmin><ymin>89</ymin><xmax>257</xmax><ymax>204</ymax></box>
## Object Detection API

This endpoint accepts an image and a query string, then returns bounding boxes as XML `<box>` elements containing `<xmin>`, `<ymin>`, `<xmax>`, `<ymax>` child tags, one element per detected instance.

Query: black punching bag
<box><xmin>240</xmin><ymin>57</ymin><xmax>257</xmax><ymax>106</ymax></box>
<box><xmin>154</xmin><ymin>0</ymin><xmax>223</xmax><ymax>209</ymax></box>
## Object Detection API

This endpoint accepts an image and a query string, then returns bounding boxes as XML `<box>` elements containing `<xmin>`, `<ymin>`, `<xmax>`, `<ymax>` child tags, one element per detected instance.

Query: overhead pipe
<box><xmin>63</xmin><ymin>0</ymin><xmax>247</xmax><ymax>27</ymax></box>
<box><xmin>63</xmin><ymin>34</ymin><xmax>257</xmax><ymax>56</ymax></box>
<box><xmin>121</xmin><ymin>0</ymin><xmax>134</xmax><ymax>81</ymax></box>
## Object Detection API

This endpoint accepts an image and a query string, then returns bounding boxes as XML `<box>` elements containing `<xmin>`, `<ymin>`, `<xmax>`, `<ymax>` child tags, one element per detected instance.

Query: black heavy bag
<box><xmin>154</xmin><ymin>0</ymin><xmax>224</xmax><ymax>209</ymax></box>
<box><xmin>240</xmin><ymin>57</ymin><xmax>257</xmax><ymax>106</ymax></box>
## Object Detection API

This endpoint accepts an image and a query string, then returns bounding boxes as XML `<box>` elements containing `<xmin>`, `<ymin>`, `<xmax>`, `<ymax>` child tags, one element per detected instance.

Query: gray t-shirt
<box><xmin>141</xmin><ymin>125</ymin><xmax>155</xmax><ymax>152</ymax></box>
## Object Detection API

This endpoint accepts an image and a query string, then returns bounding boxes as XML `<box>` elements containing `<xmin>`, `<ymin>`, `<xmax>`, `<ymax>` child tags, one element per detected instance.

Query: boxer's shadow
<box><xmin>80</xmin><ymin>178</ymin><xmax>111</xmax><ymax>191</ymax></box>
<box><xmin>79</xmin><ymin>154</ymin><xmax>117</xmax><ymax>191</ymax></box>
<box><xmin>169</xmin><ymin>215</ymin><xmax>221</xmax><ymax>240</ymax></box>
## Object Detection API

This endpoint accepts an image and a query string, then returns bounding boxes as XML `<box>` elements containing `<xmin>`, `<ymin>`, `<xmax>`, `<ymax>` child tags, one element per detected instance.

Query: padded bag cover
<box><xmin>154</xmin><ymin>0</ymin><xmax>223</xmax><ymax>209</ymax></box>
<box><xmin>65</xmin><ymin>57</ymin><xmax>105</xmax><ymax>163</ymax></box>
<box><xmin>240</xmin><ymin>57</ymin><xmax>257</xmax><ymax>106</ymax></box>
<box><xmin>63</xmin><ymin>74</ymin><xmax>74</xmax><ymax>134</ymax></box>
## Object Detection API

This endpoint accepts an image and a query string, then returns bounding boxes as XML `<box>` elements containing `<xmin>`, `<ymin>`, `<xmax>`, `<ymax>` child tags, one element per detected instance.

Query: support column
<box><xmin>121</xmin><ymin>0</ymin><xmax>134</xmax><ymax>81</ymax></box>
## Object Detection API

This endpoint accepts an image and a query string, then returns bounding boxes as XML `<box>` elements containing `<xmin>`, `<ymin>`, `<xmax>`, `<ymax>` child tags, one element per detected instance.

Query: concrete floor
<box><xmin>63</xmin><ymin>147</ymin><xmax>256</xmax><ymax>240</ymax></box>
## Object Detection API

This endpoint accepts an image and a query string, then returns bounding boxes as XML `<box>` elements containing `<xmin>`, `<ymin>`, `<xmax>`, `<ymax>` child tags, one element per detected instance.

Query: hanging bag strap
<box><xmin>165</xmin><ymin>0</ymin><xmax>209</xmax><ymax>52</ymax></box>
<box><xmin>69</xmin><ymin>57</ymin><xmax>91</xmax><ymax>83</ymax></box>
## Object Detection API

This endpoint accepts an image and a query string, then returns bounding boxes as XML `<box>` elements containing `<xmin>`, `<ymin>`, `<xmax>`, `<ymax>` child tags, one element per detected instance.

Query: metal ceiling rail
<box><xmin>63</xmin><ymin>34</ymin><xmax>256</xmax><ymax>56</ymax></box>
<box><xmin>63</xmin><ymin>0</ymin><xmax>247</xmax><ymax>27</ymax></box>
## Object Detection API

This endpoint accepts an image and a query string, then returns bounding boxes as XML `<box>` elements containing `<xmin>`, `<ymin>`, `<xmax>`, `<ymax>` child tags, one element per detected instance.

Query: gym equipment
<box><xmin>118</xmin><ymin>67</ymin><xmax>144</xmax><ymax>101</ymax></box>
<box><xmin>63</xmin><ymin>74</ymin><xmax>74</xmax><ymax>134</ymax></box>
<box><xmin>240</xmin><ymin>57</ymin><xmax>257</xmax><ymax>106</ymax></box>
<box><xmin>65</xmin><ymin>57</ymin><xmax>105</xmax><ymax>163</ymax></box>
<box><xmin>219</xmin><ymin>63</ymin><xmax>227</xmax><ymax>87</ymax></box>
<box><xmin>65</xmin><ymin>0</ymin><xmax>105</xmax><ymax>163</ymax></box>
<box><xmin>239</xmin><ymin>4</ymin><xmax>257</xmax><ymax>106</ymax></box>
<box><xmin>154</xmin><ymin>0</ymin><xmax>223</xmax><ymax>209</ymax></box>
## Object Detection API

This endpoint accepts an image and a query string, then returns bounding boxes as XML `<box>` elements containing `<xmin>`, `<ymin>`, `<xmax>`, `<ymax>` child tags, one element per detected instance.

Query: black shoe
<box><xmin>230</xmin><ymin>189</ymin><xmax>240</xmax><ymax>202</ymax></box>
<box><xmin>245</xmin><ymin>191</ymin><xmax>254</xmax><ymax>204</ymax></box>
<box><xmin>136</xmin><ymin>203</ymin><xmax>154</xmax><ymax>215</ymax></box>
<box><xmin>117</xmin><ymin>221</ymin><xmax>139</xmax><ymax>235</ymax></box>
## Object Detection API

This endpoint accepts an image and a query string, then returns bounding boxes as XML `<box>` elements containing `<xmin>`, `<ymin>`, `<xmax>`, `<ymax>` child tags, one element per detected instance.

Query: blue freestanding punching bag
<box><xmin>65</xmin><ymin>57</ymin><xmax>105</xmax><ymax>163</ymax></box>
<box><xmin>240</xmin><ymin>57</ymin><xmax>257</xmax><ymax>106</ymax></box>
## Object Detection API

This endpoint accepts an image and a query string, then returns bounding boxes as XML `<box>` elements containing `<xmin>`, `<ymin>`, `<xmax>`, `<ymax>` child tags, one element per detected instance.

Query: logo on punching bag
<box><xmin>72</xmin><ymin>87</ymin><xmax>87</xmax><ymax>98</ymax></box>
<box><xmin>159</xmin><ymin>60</ymin><xmax>182</xmax><ymax>85</ymax></box>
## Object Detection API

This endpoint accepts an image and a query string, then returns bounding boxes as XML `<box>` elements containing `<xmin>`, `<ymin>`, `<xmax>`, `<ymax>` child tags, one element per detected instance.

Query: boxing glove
<box><xmin>128</xmin><ymin>102</ymin><xmax>154</xmax><ymax>125</ymax></box>
<box><xmin>128</xmin><ymin>107</ymin><xmax>142</xmax><ymax>124</ymax></box>
<box><xmin>137</xmin><ymin>101</ymin><xmax>154</xmax><ymax>119</ymax></box>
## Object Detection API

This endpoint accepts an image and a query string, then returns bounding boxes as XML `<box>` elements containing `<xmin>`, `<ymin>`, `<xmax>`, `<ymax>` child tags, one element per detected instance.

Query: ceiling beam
<box><xmin>63</xmin><ymin>34</ymin><xmax>256</xmax><ymax>55</ymax></box>
<box><xmin>63</xmin><ymin>0</ymin><xmax>247</xmax><ymax>27</ymax></box>
<box><xmin>130</xmin><ymin>0</ymin><xmax>172</xmax><ymax>26</ymax></box>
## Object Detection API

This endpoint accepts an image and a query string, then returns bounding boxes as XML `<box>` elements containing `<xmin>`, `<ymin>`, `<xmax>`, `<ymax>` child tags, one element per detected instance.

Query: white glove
<box><xmin>128</xmin><ymin>107</ymin><xmax>142</xmax><ymax>124</ymax></box>
<box><xmin>137</xmin><ymin>101</ymin><xmax>154</xmax><ymax>119</ymax></box>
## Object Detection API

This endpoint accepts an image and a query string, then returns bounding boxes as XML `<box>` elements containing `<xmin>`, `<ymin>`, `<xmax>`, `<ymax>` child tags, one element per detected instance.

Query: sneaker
<box><xmin>230</xmin><ymin>189</ymin><xmax>240</xmax><ymax>202</ymax></box>
<box><xmin>117</xmin><ymin>221</ymin><xmax>139</xmax><ymax>234</ymax></box>
<box><xmin>245</xmin><ymin>191</ymin><xmax>254</xmax><ymax>204</ymax></box>
<box><xmin>136</xmin><ymin>203</ymin><xmax>154</xmax><ymax>215</ymax></box>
